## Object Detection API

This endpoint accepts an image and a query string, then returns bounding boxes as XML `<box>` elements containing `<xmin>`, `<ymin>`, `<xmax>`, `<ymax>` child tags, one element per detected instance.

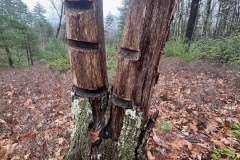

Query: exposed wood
<box><xmin>65</xmin><ymin>0</ymin><xmax>108</xmax><ymax>90</ymax></box>
<box><xmin>113</xmin><ymin>0</ymin><xmax>177</xmax><ymax>112</ymax></box>
<box><xmin>68</xmin><ymin>40</ymin><xmax>105</xmax><ymax>90</ymax></box>
<box><xmin>65</xmin><ymin>0</ymin><xmax>109</xmax><ymax>159</ymax></box>
<box><xmin>107</xmin><ymin>0</ymin><xmax>178</xmax><ymax>158</ymax></box>
<box><xmin>121</xmin><ymin>1</ymin><xmax>146</xmax><ymax>51</ymax></box>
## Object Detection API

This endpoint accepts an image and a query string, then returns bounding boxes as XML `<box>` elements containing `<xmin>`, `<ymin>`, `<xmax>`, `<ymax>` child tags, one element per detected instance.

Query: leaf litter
<box><xmin>0</xmin><ymin>57</ymin><xmax>239</xmax><ymax>159</ymax></box>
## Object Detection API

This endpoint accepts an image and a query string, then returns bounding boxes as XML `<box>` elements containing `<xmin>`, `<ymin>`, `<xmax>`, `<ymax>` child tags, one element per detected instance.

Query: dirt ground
<box><xmin>0</xmin><ymin>57</ymin><xmax>239</xmax><ymax>159</ymax></box>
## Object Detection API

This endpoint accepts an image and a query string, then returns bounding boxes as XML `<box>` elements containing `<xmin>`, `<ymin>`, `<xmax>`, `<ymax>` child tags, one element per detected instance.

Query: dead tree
<box><xmin>65</xmin><ymin>0</ymin><xmax>177</xmax><ymax>159</ymax></box>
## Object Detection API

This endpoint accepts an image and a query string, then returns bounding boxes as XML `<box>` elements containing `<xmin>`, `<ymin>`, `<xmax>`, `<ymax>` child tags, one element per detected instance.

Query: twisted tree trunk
<box><xmin>65</xmin><ymin>0</ymin><xmax>177</xmax><ymax>159</ymax></box>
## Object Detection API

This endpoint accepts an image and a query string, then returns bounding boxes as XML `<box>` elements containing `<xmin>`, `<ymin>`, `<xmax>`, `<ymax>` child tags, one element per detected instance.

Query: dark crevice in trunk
<box><xmin>65</xmin><ymin>0</ymin><xmax>93</xmax><ymax>12</ymax></box>
<box><xmin>101</xmin><ymin>104</ymin><xmax>125</xmax><ymax>141</ymax></box>
<box><xmin>72</xmin><ymin>85</ymin><xmax>108</xmax><ymax>98</ymax></box>
<box><xmin>112</xmin><ymin>95</ymin><xmax>133</xmax><ymax>109</ymax></box>
<box><xmin>136</xmin><ymin>110</ymin><xmax>159</xmax><ymax>159</ymax></box>
<box><xmin>68</xmin><ymin>39</ymin><xmax>99</xmax><ymax>51</ymax></box>
<box><xmin>119</xmin><ymin>48</ymin><xmax>140</xmax><ymax>61</ymax></box>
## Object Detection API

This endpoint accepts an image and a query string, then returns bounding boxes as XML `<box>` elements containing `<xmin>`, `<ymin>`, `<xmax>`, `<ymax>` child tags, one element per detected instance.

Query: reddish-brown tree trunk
<box><xmin>65</xmin><ymin>0</ymin><xmax>177</xmax><ymax>159</ymax></box>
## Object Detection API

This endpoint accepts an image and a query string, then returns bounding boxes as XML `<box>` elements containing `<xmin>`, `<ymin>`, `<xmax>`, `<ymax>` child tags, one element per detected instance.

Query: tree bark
<box><xmin>202</xmin><ymin>0</ymin><xmax>212</xmax><ymax>37</ymax></box>
<box><xmin>5</xmin><ymin>47</ymin><xmax>13</xmax><ymax>68</ymax></box>
<box><xmin>185</xmin><ymin>0</ymin><xmax>201</xmax><ymax>41</ymax></box>
<box><xmin>24</xmin><ymin>35</ymin><xmax>33</xmax><ymax>66</ymax></box>
<box><xmin>65</xmin><ymin>0</ymin><xmax>177</xmax><ymax>159</ymax></box>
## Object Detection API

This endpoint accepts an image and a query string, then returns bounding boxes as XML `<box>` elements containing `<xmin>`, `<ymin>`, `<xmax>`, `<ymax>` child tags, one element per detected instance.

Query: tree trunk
<box><xmin>202</xmin><ymin>0</ymin><xmax>212</xmax><ymax>37</ymax></box>
<box><xmin>53</xmin><ymin>0</ymin><xmax>64</xmax><ymax>38</ymax></box>
<box><xmin>24</xmin><ymin>35</ymin><xmax>33</xmax><ymax>66</ymax></box>
<box><xmin>65</xmin><ymin>0</ymin><xmax>177</xmax><ymax>159</ymax></box>
<box><xmin>5</xmin><ymin>47</ymin><xmax>13</xmax><ymax>68</ymax></box>
<box><xmin>185</xmin><ymin>0</ymin><xmax>201</xmax><ymax>41</ymax></box>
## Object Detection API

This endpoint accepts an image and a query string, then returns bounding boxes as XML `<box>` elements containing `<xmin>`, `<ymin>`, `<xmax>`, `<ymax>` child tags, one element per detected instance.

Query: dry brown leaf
<box><xmin>220</xmin><ymin>138</ymin><xmax>231</xmax><ymax>145</ymax></box>
<box><xmin>24</xmin><ymin>98</ymin><xmax>32</xmax><ymax>107</ymax></box>
<box><xmin>55</xmin><ymin>148</ymin><xmax>64</xmax><ymax>160</ymax></box>
<box><xmin>188</xmin><ymin>122</ymin><xmax>198</xmax><ymax>135</ymax></box>
<box><xmin>11</xmin><ymin>155</ymin><xmax>21</xmax><ymax>160</ymax></box>
<box><xmin>58</xmin><ymin>138</ymin><xmax>65</xmax><ymax>145</ymax></box>
<box><xmin>24</xmin><ymin>152</ymin><xmax>30</xmax><ymax>159</ymax></box>
<box><xmin>211</xmin><ymin>138</ymin><xmax>225</xmax><ymax>148</ymax></box>
<box><xmin>195</xmin><ymin>143</ymin><xmax>210</xmax><ymax>149</ymax></box>
<box><xmin>21</xmin><ymin>132</ymin><xmax>37</xmax><ymax>143</ymax></box>
<box><xmin>0</xmin><ymin>119</ymin><xmax>6</xmax><ymax>124</ymax></box>
<box><xmin>185</xmin><ymin>141</ymin><xmax>193</xmax><ymax>150</ymax></box>
<box><xmin>1</xmin><ymin>143</ymin><xmax>17</xmax><ymax>159</ymax></box>
<box><xmin>171</xmin><ymin>139</ymin><xmax>187</xmax><ymax>150</ymax></box>
<box><xmin>89</xmin><ymin>129</ymin><xmax>101</xmax><ymax>144</ymax></box>
<box><xmin>147</xmin><ymin>150</ymin><xmax>155</xmax><ymax>160</ymax></box>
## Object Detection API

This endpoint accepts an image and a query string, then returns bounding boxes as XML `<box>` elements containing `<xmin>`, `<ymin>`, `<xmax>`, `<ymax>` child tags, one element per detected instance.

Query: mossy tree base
<box><xmin>66</xmin><ymin>90</ymin><xmax>159</xmax><ymax>160</ymax></box>
<box><xmin>66</xmin><ymin>93</ymin><xmax>93</xmax><ymax>160</ymax></box>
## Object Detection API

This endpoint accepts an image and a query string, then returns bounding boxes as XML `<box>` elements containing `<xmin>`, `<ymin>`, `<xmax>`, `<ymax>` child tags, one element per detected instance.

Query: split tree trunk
<box><xmin>65</xmin><ymin>0</ymin><xmax>177</xmax><ymax>159</ymax></box>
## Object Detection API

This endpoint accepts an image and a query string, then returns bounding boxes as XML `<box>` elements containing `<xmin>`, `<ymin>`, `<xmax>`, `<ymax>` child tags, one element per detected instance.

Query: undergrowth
<box><xmin>163</xmin><ymin>38</ymin><xmax>199</xmax><ymax>63</ymax></box>
<box><xmin>231</xmin><ymin>122</ymin><xmax>240</xmax><ymax>138</ymax></box>
<box><xmin>199</xmin><ymin>33</ymin><xmax>240</xmax><ymax>65</ymax></box>
<box><xmin>106</xmin><ymin>46</ymin><xmax>118</xmax><ymax>82</ymax></box>
<box><xmin>164</xmin><ymin>33</ymin><xmax>240</xmax><ymax>65</ymax></box>
<box><xmin>38</xmin><ymin>38</ymin><xmax>69</xmax><ymax>72</ymax></box>
<box><xmin>157</xmin><ymin>121</ymin><xmax>173</xmax><ymax>133</ymax></box>
<box><xmin>211</xmin><ymin>147</ymin><xmax>240</xmax><ymax>160</ymax></box>
<box><xmin>47</xmin><ymin>57</ymin><xmax>69</xmax><ymax>72</ymax></box>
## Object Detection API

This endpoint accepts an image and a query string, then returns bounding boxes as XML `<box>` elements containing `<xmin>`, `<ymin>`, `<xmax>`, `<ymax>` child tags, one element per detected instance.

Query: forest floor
<box><xmin>0</xmin><ymin>57</ymin><xmax>239</xmax><ymax>160</ymax></box>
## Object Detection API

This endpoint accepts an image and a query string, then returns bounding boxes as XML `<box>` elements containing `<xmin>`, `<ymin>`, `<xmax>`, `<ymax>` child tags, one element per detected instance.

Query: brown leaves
<box><xmin>23</xmin><ymin>98</ymin><xmax>32</xmax><ymax>107</ymax></box>
<box><xmin>147</xmin><ymin>57</ymin><xmax>240</xmax><ymax>159</ymax></box>
<box><xmin>0</xmin><ymin>136</ymin><xmax>17</xmax><ymax>159</ymax></box>
<box><xmin>89</xmin><ymin>129</ymin><xmax>102</xmax><ymax>144</ymax></box>
<box><xmin>21</xmin><ymin>132</ymin><xmax>37</xmax><ymax>143</ymax></box>
<box><xmin>0</xmin><ymin>64</ymin><xmax>72</xmax><ymax>159</ymax></box>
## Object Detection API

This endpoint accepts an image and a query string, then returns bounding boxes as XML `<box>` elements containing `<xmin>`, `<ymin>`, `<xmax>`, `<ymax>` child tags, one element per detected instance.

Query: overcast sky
<box><xmin>22</xmin><ymin>0</ymin><xmax>122</xmax><ymax>17</ymax></box>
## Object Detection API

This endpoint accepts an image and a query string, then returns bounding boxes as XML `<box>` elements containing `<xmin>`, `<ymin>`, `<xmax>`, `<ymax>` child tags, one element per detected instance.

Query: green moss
<box><xmin>98</xmin><ymin>139</ymin><xmax>118</xmax><ymax>160</ymax></box>
<box><xmin>67</xmin><ymin>92</ymin><xmax>93</xmax><ymax>160</ymax></box>
<box><xmin>117</xmin><ymin>108</ymin><xmax>143</xmax><ymax>159</ymax></box>
<box><xmin>103</xmin><ymin>94</ymin><xmax>111</xmax><ymax>125</ymax></box>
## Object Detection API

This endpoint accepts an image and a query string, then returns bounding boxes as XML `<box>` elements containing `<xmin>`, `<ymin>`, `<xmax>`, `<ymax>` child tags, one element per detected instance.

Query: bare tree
<box><xmin>50</xmin><ymin>0</ymin><xmax>64</xmax><ymax>38</ymax></box>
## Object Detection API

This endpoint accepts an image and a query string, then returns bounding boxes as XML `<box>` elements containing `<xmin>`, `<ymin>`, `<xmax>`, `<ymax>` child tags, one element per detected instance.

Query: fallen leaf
<box><xmin>24</xmin><ymin>98</ymin><xmax>32</xmax><ymax>107</ymax></box>
<box><xmin>89</xmin><ymin>129</ymin><xmax>101</xmax><ymax>143</ymax></box>
<box><xmin>21</xmin><ymin>132</ymin><xmax>37</xmax><ymax>143</ymax></box>
<box><xmin>188</xmin><ymin>121</ymin><xmax>198</xmax><ymax>135</ymax></box>
<box><xmin>147</xmin><ymin>150</ymin><xmax>155</xmax><ymax>160</ymax></box>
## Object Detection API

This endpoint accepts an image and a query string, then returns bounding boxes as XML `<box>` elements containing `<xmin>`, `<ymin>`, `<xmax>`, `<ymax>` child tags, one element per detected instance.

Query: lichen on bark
<box><xmin>117</xmin><ymin>108</ymin><xmax>143</xmax><ymax>159</ymax></box>
<box><xmin>101</xmin><ymin>93</ymin><xmax>111</xmax><ymax>126</ymax></box>
<box><xmin>66</xmin><ymin>92</ymin><xmax>93</xmax><ymax>160</ymax></box>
